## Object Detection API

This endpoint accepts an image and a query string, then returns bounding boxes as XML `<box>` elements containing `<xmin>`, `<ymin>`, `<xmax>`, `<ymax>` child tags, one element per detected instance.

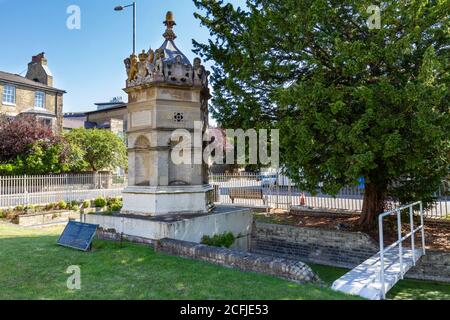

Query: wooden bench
<box><xmin>229</xmin><ymin>188</ymin><xmax>268</xmax><ymax>206</ymax></box>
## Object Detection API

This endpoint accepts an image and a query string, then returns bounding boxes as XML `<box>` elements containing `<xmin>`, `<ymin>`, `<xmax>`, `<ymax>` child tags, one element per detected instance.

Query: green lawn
<box><xmin>309</xmin><ymin>264</ymin><xmax>450</xmax><ymax>300</ymax></box>
<box><xmin>0</xmin><ymin>222</ymin><xmax>354</xmax><ymax>300</ymax></box>
<box><xmin>0</xmin><ymin>222</ymin><xmax>449</xmax><ymax>300</ymax></box>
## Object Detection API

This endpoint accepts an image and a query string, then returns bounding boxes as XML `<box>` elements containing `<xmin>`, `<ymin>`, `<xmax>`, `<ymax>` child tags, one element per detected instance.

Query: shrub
<box><xmin>68</xmin><ymin>200</ymin><xmax>79</xmax><ymax>211</ymax></box>
<box><xmin>82</xmin><ymin>200</ymin><xmax>91</xmax><ymax>209</ymax></box>
<box><xmin>94</xmin><ymin>197</ymin><xmax>107</xmax><ymax>208</ymax></box>
<box><xmin>106</xmin><ymin>197</ymin><xmax>122</xmax><ymax>207</ymax></box>
<box><xmin>0</xmin><ymin>210</ymin><xmax>5</xmax><ymax>219</ymax></box>
<box><xmin>14</xmin><ymin>205</ymin><xmax>25</xmax><ymax>212</ymax></box>
<box><xmin>57</xmin><ymin>201</ymin><xmax>67</xmax><ymax>210</ymax></box>
<box><xmin>201</xmin><ymin>232</ymin><xmax>235</xmax><ymax>248</ymax></box>
<box><xmin>45</xmin><ymin>203</ymin><xmax>56</xmax><ymax>211</ymax></box>
<box><xmin>5</xmin><ymin>208</ymin><xmax>17</xmax><ymax>220</ymax></box>
<box><xmin>110</xmin><ymin>203</ymin><xmax>123</xmax><ymax>212</ymax></box>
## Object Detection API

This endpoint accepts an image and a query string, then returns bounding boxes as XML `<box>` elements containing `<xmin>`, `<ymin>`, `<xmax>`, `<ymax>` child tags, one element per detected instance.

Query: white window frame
<box><xmin>35</xmin><ymin>91</ymin><xmax>46</xmax><ymax>108</ymax></box>
<box><xmin>2</xmin><ymin>85</ymin><xmax>16</xmax><ymax>105</ymax></box>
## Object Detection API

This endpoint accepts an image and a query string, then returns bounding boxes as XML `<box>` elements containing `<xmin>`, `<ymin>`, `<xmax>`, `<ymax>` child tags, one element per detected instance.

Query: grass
<box><xmin>0</xmin><ymin>222</ymin><xmax>448</xmax><ymax>300</ymax></box>
<box><xmin>309</xmin><ymin>264</ymin><xmax>450</xmax><ymax>300</ymax></box>
<box><xmin>0</xmin><ymin>222</ymin><xmax>355</xmax><ymax>300</ymax></box>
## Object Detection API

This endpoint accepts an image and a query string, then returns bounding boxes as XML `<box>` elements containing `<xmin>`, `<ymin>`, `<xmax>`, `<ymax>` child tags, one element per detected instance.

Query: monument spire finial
<box><xmin>163</xmin><ymin>11</ymin><xmax>177</xmax><ymax>40</ymax></box>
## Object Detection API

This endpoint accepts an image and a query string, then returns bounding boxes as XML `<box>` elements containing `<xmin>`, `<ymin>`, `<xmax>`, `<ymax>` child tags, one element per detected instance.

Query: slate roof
<box><xmin>0</xmin><ymin>71</ymin><xmax>66</xmax><ymax>93</ymax></box>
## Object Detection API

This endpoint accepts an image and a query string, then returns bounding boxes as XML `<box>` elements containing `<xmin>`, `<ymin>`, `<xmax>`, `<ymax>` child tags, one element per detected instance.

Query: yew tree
<box><xmin>193</xmin><ymin>0</ymin><xmax>450</xmax><ymax>229</ymax></box>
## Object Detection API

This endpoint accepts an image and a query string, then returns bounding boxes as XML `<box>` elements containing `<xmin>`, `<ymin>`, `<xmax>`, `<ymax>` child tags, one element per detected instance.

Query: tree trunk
<box><xmin>359</xmin><ymin>182</ymin><xmax>386</xmax><ymax>231</ymax></box>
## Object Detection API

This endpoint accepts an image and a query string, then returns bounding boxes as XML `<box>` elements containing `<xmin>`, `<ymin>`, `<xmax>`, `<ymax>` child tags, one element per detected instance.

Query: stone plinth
<box><xmin>84</xmin><ymin>205</ymin><xmax>253</xmax><ymax>250</ymax></box>
<box><xmin>122</xmin><ymin>184</ymin><xmax>213</xmax><ymax>216</ymax></box>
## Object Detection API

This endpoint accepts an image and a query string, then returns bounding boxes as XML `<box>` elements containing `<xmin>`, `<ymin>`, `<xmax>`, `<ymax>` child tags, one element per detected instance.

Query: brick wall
<box><xmin>156</xmin><ymin>238</ymin><xmax>320</xmax><ymax>284</ymax></box>
<box><xmin>408</xmin><ymin>251</ymin><xmax>450</xmax><ymax>283</ymax></box>
<box><xmin>0</xmin><ymin>83</ymin><xmax>63</xmax><ymax>134</ymax></box>
<box><xmin>251</xmin><ymin>222</ymin><xmax>450</xmax><ymax>283</ymax></box>
<box><xmin>251</xmin><ymin>222</ymin><xmax>378</xmax><ymax>268</ymax></box>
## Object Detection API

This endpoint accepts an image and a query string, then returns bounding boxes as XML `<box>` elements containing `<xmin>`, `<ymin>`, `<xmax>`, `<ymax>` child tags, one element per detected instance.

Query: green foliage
<box><xmin>193</xmin><ymin>0</ymin><xmax>450</xmax><ymax>226</ymax></box>
<box><xmin>106</xmin><ymin>197</ymin><xmax>122</xmax><ymax>207</ymax></box>
<box><xmin>57</xmin><ymin>201</ymin><xmax>67</xmax><ymax>210</ymax></box>
<box><xmin>0</xmin><ymin>139</ymin><xmax>82</xmax><ymax>176</ymax></box>
<box><xmin>109</xmin><ymin>203</ymin><xmax>123</xmax><ymax>212</ymax></box>
<box><xmin>94</xmin><ymin>197</ymin><xmax>107</xmax><ymax>208</ymax></box>
<box><xmin>45</xmin><ymin>203</ymin><xmax>55</xmax><ymax>211</ymax></box>
<box><xmin>64</xmin><ymin>128</ymin><xmax>128</xmax><ymax>172</ymax></box>
<box><xmin>82</xmin><ymin>200</ymin><xmax>91</xmax><ymax>209</ymax></box>
<box><xmin>107</xmin><ymin>197</ymin><xmax>123</xmax><ymax>212</ymax></box>
<box><xmin>201</xmin><ymin>232</ymin><xmax>235</xmax><ymax>248</ymax></box>
<box><xmin>68</xmin><ymin>200</ymin><xmax>79</xmax><ymax>211</ymax></box>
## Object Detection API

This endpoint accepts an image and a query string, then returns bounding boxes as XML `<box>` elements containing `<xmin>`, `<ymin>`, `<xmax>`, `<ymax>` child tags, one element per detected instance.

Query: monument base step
<box><xmin>83</xmin><ymin>205</ymin><xmax>253</xmax><ymax>251</ymax></box>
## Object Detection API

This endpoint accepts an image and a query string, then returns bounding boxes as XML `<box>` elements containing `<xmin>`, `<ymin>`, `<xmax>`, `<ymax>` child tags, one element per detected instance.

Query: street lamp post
<box><xmin>114</xmin><ymin>2</ymin><xmax>137</xmax><ymax>55</ymax></box>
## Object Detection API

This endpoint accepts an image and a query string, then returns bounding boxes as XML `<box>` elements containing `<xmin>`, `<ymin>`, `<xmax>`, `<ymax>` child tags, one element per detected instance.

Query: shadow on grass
<box><xmin>0</xmin><ymin>230</ymin><xmax>354</xmax><ymax>300</ymax></box>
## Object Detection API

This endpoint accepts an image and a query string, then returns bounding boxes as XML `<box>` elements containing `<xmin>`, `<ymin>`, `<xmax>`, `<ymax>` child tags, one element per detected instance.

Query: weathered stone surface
<box><xmin>252</xmin><ymin>222</ymin><xmax>378</xmax><ymax>269</ymax></box>
<box><xmin>408</xmin><ymin>251</ymin><xmax>450</xmax><ymax>283</ymax></box>
<box><xmin>156</xmin><ymin>238</ymin><xmax>320</xmax><ymax>284</ymax></box>
<box><xmin>251</xmin><ymin>221</ymin><xmax>450</xmax><ymax>283</ymax></box>
<box><xmin>17</xmin><ymin>210</ymin><xmax>79</xmax><ymax>227</ymax></box>
<box><xmin>85</xmin><ymin>205</ymin><xmax>253</xmax><ymax>250</ymax></box>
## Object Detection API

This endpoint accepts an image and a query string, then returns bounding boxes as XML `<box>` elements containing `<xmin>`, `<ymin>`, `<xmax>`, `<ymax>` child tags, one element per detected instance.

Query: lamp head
<box><xmin>114</xmin><ymin>6</ymin><xmax>124</xmax><ymax>11</ymax></box>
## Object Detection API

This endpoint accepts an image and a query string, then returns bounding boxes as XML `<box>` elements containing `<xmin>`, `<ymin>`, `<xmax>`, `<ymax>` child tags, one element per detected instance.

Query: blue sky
<box><xmin>0</xmin><ymin>0</ymin><xmax>244</xmax><ymax>112</ymax></box>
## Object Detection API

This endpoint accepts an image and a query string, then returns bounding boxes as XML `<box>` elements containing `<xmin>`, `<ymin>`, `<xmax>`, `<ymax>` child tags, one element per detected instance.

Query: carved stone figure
<box><xmin>155</xmin><ymin>49</ymin><xmax>165</xmax><ymax>77</ymax></box>
<box><xmin>125</xmin><ymin>54</ymin><xmax>139</xmax><ymax>82</ymax></box>
<box><xmin>124</xmin><ymin>57</ymin><xmax>131</xmax><ymax>80</ymax></box>
<box><xmin>193</xmin><ymin>58</ymin><xmax>202</xmax><ymax>85</ymax></box>
<box><xmin>137</xmin><ymin>50</ymin><xmax>149</xmax><ymax>80</ymax></box>
<box><xmin>144</xmin><ymin>49</ymin><xmax>155</xmax><ymax>81</ymax></box>
<box><xmin>123</xmin><ymin>11</ymin><xmax>208</xmax><ymax>89</ymax></box>
<box><xmin>170</xmin><ymin>55</ymin><xmax>187</xmax><ymax>83</ymax></box>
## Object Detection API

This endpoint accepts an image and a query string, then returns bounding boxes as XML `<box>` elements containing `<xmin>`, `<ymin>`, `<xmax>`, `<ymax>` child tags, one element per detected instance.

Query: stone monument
<box><xmin>85</xmin><ymin>12</ymin><xmax>253</xmax><ymax>250</ymax></box>
<box><xmin>121</xmin><ymin>11</ymin><xmax>213</xmax><ymax>216</ymax></box>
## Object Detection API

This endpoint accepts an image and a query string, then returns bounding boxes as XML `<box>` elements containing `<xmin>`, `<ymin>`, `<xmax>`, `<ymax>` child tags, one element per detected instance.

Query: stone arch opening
<box><xmin>134</xmin><ymin>135</ymin><xmax>150</xmax><ymax>186</ymax></box>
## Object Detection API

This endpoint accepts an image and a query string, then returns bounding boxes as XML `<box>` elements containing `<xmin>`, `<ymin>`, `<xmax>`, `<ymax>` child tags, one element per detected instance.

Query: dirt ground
<box><xmin>255</xmin><ymin>210</ymin><xmax>450</xmax><ymax>252</ymax></box>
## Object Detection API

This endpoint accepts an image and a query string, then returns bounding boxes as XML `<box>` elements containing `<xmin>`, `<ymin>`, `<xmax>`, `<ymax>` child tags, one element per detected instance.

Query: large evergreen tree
<box><xmin>193</xmin><ymin>0</ymin><xmax>449</xmax><ymax>229</ymax></box>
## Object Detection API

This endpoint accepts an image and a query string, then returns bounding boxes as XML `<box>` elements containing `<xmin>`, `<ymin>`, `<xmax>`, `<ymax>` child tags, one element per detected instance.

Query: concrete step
<box><xmin>332</xmin><ymin>248</ymin><xmax>423</xmax><ymax>300</ymax></box>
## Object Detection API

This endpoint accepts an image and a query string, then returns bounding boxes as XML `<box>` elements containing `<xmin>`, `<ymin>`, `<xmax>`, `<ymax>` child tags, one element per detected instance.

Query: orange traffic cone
<box><xmin>300</xmin><ymin>193</ymin><xmax>306</xmax><ymax>206</ymax></box>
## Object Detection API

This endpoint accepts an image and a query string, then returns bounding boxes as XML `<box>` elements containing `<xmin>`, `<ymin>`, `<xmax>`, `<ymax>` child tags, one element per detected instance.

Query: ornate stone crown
<box><xmin>124</xmin><ymin>11</ymin><xmax>209</xmax><ymax>89</ymax></box>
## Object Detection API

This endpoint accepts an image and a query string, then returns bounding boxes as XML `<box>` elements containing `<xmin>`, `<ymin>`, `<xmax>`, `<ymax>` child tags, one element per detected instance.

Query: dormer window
<box><xmin>2</xmin><ymin>85</ymin><xmax>16</xmax><ymax>105</ymax></box>
<box><xmin>35</xmin><ymin>91</ymin><xmax>45</xmax><ymax>108</ymax></box>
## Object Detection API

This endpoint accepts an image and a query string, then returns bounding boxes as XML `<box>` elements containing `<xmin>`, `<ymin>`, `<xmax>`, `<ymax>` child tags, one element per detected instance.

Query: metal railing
<box><xmin>378</xmin><ymin>201</ymin><xmax>426</xmax><ymax>299</ymax></box>
<box><xmin>210</xmin><ymin>172</ymin><xmax>450</xmax><ymax>219</ymax></box>
<box><xmin>0</xmin><ymin>173</ymin><xmax>127</xmax><ymax>208</ymax></box>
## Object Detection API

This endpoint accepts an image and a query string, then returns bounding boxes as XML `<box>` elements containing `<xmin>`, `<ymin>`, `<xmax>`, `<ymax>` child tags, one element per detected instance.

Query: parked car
<box><xmin>260</xmin><ymin>174</ymin><xmax>277</xmax><ymax>187</ymax></box>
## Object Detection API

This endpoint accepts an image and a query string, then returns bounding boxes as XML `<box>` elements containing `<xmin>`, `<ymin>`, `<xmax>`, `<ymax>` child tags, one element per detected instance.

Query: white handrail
<box><xmin>378</xmin><ymin>201</ymin><xmax>426</xmax><ymax>299</ymax></box>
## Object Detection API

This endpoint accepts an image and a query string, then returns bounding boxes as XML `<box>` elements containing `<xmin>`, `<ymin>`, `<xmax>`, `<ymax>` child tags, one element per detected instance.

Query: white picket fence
<box><xmin>0</xmin><ymin>173</ymin><xmax>127</xmax><ymax>208</ymax></box>
<box><xmin>210</xmin><ymin>172</ymin><xmax>450</xmax><ymax>219</ymax></box>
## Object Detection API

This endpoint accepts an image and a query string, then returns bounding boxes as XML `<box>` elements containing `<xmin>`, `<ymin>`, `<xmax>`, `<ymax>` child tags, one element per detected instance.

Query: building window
<box><xmin>40</xmin><ymin>118</ymin><xmax>52</xmax><ymax>127</ymax></box>
<box><xmin>2</xmin><ymin>85</ymin><xmax>16</xmax><ymax>105</ymax></box>
<box><xmin>35</xmin><ymin>91</ymin><xmax>45</xmax><ymax>108</ymax></box>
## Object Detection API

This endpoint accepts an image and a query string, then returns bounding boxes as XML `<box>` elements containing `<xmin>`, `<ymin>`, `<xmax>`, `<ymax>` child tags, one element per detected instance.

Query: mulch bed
<box><xmin>255</xmin><ymin>210</ymin><xmax>450</xmax><ymax>252</ymax></box>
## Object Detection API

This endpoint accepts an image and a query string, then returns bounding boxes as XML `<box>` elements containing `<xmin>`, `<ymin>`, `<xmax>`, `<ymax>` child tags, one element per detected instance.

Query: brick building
<box><xmin>0</xmin><ymin>53</ymin><xmax>65</xmax><ymax>133</ymax></box>
<box><xmin>85</xmin><ymin>100</ymin><xmax>127</xmax><ymax>140</ymax></box>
